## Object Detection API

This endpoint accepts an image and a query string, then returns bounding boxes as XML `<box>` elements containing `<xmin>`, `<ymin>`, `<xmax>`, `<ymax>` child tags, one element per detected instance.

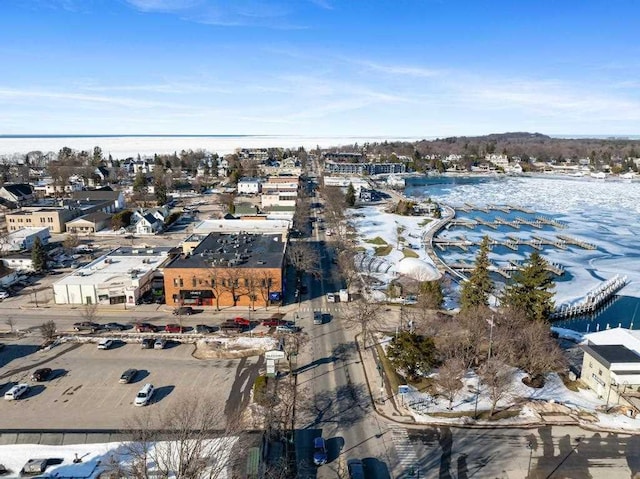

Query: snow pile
<box><xmin>0</xmin><ymin>437</ymin><xmax>237</xmax><ymax>478</ymax></box>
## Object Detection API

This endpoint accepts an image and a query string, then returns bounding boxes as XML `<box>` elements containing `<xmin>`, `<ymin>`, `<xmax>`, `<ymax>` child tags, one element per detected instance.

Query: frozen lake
<box><xmin>405</xmin><ymin>175</ymin><xmax>640</xmax><ymax>331</ymax></box>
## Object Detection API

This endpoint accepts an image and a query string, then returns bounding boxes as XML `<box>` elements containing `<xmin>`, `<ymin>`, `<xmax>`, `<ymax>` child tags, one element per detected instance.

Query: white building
<box><xmin>191</xmin><ymin>218</ymin><xmax>290</xmax><ymax>238</ymax></box>
<box><xmin>0</xmin><ymin>227</ymin><xmax>50</xmax><ymax>252</ymax></box>
<box><xmin>581</xmin><ymin>327</ymin><xmax>640</xmax><ymax>414</ymax></box>
<box><xmin>52</xmin><ymin>246</ymin><xmax>171</xmax><ymax>306</ymax></box>
<box><xmin>237</xmin><ymin>178</ymin><xmax>262</xmax><ymax>195</ymax></box>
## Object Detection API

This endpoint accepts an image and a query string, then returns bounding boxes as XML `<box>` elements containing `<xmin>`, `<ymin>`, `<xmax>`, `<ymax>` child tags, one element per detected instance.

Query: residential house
<box><xmin>134</xmin><ymin>213</ymin><xmax>164</xmax><ymax>235</ymax></box>
<box><xmin>70</xmin><ymin>187</ymin><xmax>125</xmax><ymax>211</ymax></box>
<box><xmin>238</xmin><ymin>178</ymin><xmax>262</xmax><ymax>195</ymax></box>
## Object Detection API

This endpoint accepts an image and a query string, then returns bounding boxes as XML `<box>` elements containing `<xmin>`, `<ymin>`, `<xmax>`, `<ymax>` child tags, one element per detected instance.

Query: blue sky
<box><xmin>1</xmin><ymin>0</ymin><xmax>639</xmax><ymax>136</ymax></box>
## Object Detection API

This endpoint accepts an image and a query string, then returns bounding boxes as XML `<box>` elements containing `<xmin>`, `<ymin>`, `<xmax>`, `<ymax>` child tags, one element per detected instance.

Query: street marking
<box><xmin>391</xmin><ymin>427</ymin><xmax>418</xmax><ymax>467</ymax></box>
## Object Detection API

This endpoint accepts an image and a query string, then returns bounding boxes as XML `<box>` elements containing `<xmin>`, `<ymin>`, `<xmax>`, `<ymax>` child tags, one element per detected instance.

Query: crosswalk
<box><xmin>295</xmin><ymin>306</ymin><xmax>341</xmax><ymax>314</ymax></box>
<box><xmin>391</xmin><ymin>427</ymin><xmax>419</xmax><ymax>469</ymax></box>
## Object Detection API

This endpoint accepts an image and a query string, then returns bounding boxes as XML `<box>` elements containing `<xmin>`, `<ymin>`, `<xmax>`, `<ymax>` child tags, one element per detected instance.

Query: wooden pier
<box><xmin>556</xmin><ymin>235</ymin><xmax>597</xmax><ymax>250</ymax></box>
<box><xmin>508</xmin><ymin>205</ymin><xmax>536</xmax><ymax>214</ymax></box>
<box><xmin>449</xmin><ymin>218</ymin><xmax>478</xmax><ymax>229</ymax></box>
<box><xmin>536</xmin><ymin>216</ymin><xmax>567</xmax><ymax>229</ymax></box>
<box><xmin>494</xmin><ymin>217</ymin><xmax>521</xmax><ymax>229</ymax></box>
<box><xmin>551</xmin><ymin>274</ymin><xmax>627</xmax><ymax>319</ymax></box>
<box><xmin>488</xmin><ymin>204</ymin><xmax>512</xmax><ymax>213</ymax></box>
<box><xmin>465</xmin><ymin>203</ymin><xmax>489</xmax><ymax>213</ymax></box>
<box><xmin>473</xmin><ymin>217</ymin><xmax>498</xmax><ymax>230</ymax></box>
<box><xmin>514</xmin><ymin>217</ymin><xmax>544</xmax><ymax>229</ymax></box>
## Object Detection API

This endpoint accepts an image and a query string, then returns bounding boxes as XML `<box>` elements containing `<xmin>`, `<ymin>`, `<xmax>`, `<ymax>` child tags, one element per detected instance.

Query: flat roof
<box><xmin>7</xmin><ymin>227</ymin><xmax>50</xmax><ymax>239</ymax></box>
<box><xmin>583</xmin><ymin>344</ymin><xmax>640</xmax><ymax>368</ymax></box>
<box><xmin>193</xmin><ymin>219</ymin><xmax>290</xmax><ymax>235</ymax></box>
<box><xmin>166</xmin><ymin>232</ymin><xmax>285</xmax><ymax>270</ymax></box>
<box><xmin>53</xmin><ymin>246</ymin><xmax>172</xmax><ymax>287</ymax></box>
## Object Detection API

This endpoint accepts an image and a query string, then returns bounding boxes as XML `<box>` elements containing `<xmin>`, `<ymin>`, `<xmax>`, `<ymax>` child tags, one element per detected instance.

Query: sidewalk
<box><xmin>356</xmin><ymin>336</ymin><xmax>415</xmax><ymax>423</ymax></box>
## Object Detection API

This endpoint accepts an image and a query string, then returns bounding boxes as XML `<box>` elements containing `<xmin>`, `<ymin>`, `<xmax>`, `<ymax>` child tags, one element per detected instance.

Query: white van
<box><xmin>134</xmin><ymin>383</ymin><xmax>154</xmax><ymax>406</ymax></box>
<box><xmin>326</xmin><ymin>292</ymin><xmax>336</xmax><ymax>303</ymax></box>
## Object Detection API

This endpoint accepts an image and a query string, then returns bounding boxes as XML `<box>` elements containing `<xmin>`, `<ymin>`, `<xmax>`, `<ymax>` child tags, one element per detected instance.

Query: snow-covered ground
<box><xmin>0</xmin><ymin>437</ymin><xmax>236</xmax><ymax>479</ymax></box>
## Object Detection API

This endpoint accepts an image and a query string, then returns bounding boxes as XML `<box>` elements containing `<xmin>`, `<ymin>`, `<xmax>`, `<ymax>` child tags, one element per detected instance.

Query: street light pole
<box><xmin>527</xmin><ymin>442</ymin><xmax>533</xmax><ymax>477</ymax></box>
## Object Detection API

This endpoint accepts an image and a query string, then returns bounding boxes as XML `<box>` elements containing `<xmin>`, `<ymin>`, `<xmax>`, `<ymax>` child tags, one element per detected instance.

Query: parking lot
<box><xmin>0</xmin><ymin>338</ymin><xmax>263</xmax><ymax>430</ymax></box>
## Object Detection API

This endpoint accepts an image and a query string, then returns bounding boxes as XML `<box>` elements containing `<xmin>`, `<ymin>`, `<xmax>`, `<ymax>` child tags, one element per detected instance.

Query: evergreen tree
<box><xmin>345</xmin><ymin>183</ymin><xmax>356</xmax><ymax>207</ymax></box>
<box><xmin>31</xmin><ymin>237</ymin><xmax>48</xmax><ymax>272</ymax></box>
<box><xmin>501</xmin><ymin>251</ymin><xmax>555</xmax><ymax>322</ymax></box>
<box><xmin>133</xmin><ymin>171</ymin><xmax>147</xmax><ymax>194</ymax></box>
<box><xmin>386</xmin><ymin>332</ymin><xmax>437</xmax><ymax>381</ymax></box>
<box><xmin>419</xmin><ymin>280</ymin><xmax>444</xmax><ymax>309</ymax></box>
<box><xmin>459</xmin><ymin>236</ymin><xmax>493</xmax><ymax>312</ymax></box>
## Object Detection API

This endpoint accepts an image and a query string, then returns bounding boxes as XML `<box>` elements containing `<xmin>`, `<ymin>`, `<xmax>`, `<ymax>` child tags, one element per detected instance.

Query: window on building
<box><xmin>173</xmin><ymin>277</ymin><xmax>184</xmax><ymax>287</ymax></box>
<box><xmin>192</xmin><ymin>277</ymin><xmax>197</xmax><ymax>287</ymax></box>
<box><xmin>211</xmin><ymin>278</ymin><xmax>216</xmax><ymax>287</ymax></box>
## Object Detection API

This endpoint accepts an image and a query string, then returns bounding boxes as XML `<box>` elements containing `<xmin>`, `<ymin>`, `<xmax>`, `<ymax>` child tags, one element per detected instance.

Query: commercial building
<box><xmin>324</xmin><ymin>160</ymin><xmax>406</xmax><ymax>175</ymax></box>
<box><xmin>581</xmin><ymin>327</ymin><xmax>640</xmax><ymax>415</ymax></box>
<box><xmin>0</xmin><ymin>227</ymin><xmax>50</xmax><ymax>252</ymax></box>
<box><xmin>5</xmin><ymin>208</ymin><xmax>77</xmax><ymax>233</ymax></box>
<box><xmin>163</xmin><ymin>232</ymin><xmax>286</xmax><ymax>308</ymax></box>
<box><xmin>52</xmin><ymin>246</ymin><xmax>172</xmax><ymax>305</ymax></box>
<box><xmin>65</xmin><ymin>211</ymin><xmax>112</xmax><ymax>235</ymax></box>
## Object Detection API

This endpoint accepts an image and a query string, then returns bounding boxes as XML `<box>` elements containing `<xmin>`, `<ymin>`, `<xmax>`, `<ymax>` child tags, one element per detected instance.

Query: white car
<box><xmin>0</xmin><ymin>291</ymin><xmax>9</xmax><ymax>300</ymax></box>
<box><xmin>97</xmin><ymin>339</ymin><xmax>114</xmax><ymax>350</ymax></box>
<box><xmin>4</xmin><ymin>383</ymin><xmax>29</xmax><ymax>400</ymax></box>
<box><xmin>134</xmin><ymin>383</ymin><xmax>155</xmax><ymax>406</ymax></box>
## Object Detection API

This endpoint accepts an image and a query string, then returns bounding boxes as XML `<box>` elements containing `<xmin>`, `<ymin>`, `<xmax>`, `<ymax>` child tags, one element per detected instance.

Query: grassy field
<box><xmin>402</xmin><ymin>248</ymin><xmax>419</xmax><ymax>258</ymax></box>
<box><xmin>365</xmin><ymin>236</ymin><xmax>388</xmax><ymax>245</ymax></box>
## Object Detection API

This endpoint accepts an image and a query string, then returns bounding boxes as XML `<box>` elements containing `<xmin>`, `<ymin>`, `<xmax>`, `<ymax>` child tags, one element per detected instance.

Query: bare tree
<box><xmin>80</xmin><ymin>302</ymin><xmax>99</xmax><ymax>323</ymax></box>
<box><xmin>256</xmin><ymin>270</ymin><xmax>274</xmax><ymax>310</ymax></box>
<box><xmin>437</xmin><ymin>358</ymin><xmax>466</xmax><ymax>410</ymax></box>
<box><xmin>207</xmin><ymin>269</ymin><xmax>226</xmax><ymax>311</ymax></box>
<box><xmin>341</xmin><ymin>298</ymin><xmax>384</xmax><ymax>348</ymax></box>
<box><xmin>479</xmin><ymin>358</ymin><xmax>513</xmax><ymax>417</ymax></box>
<box><xmin>4</xmin><ymin>317</ymin><xmax>14</xmax><ymax>332</ymax></box>
<box><xmin>39</xmin><ymin>320</ymin><xmax>57</xmax><ymax>341</ymax></box>
<box><xmin>114</xmin><ymin>396</ymin><xmax>241</xmax><ymax>479</ymax></box>
<box><xmin>286</xmin><ymin>240</ymin><xmax>320</xmax><ymax>281</ymax></box>
<box><xmin>220</xmin><ymin>268</ymin><xmax>246</xmax><ymax>307</ymax></box>
<box><xmin>63</xmin><ymin>232</ymin><xmax>79</xmax><ymax>253</ymax></box>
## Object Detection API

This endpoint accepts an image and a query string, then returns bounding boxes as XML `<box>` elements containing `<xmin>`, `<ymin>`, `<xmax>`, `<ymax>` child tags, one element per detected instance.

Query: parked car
<box><xmin>313</xmin><ymin>437</ymin><xmax>328</xmax><ymax>465</ymax></box>
<box><xmin>276</xmin><ymin>325</ymin><xmax>298</xmax><ymax>334</ymax></box>
<box><xmin>97</xmin><ymin>339</ymin><xmax>114</xmax><ymax>350</ymax></box>
<box><xmin>234</xmin><ymin>317</ymin><xmax>250</xmax><ymax>326</ymax></box>
<box><xmin>155</xmin><ymin>296</ymin><xmax>165</xmax><ymax>304</ymax></box>
<box><xmin>31</xmin><ymin>368</ymin><xmax>52</xmax><ymax>382</ymax></box>
<box><xmin>262</xmin><ymin>319</ymin><xmax>286</xmax><ymax>327</ymax></box>
<box><xmin>0</xmin><ymin>291</ymin><xmax>9</xmax><ymax>300</ymax></box>
<box><xmin>313</xmin><ymin>311</ymin><xmax>323</xmax><ymax>325</ymax></box>
<box><xmin>141</xmin><ymin>338</ymin><xmax>155</xmax><ymax>349</ymax></box>
<box><xmin>134</xmin><ymin>383</ymin><xmax>154</xmax><ymax>406</ymax></box>
<box><xmin>347</xmin><ymin>459</ymin><xmax>365</xmax><ymax>479</ymax></box>
<box><xmin>4</xmin><ymin>383</ymin><xmax>29</xmax><ymax>400</ymax></box>
<box><xmin>195</xmin><ymin>324</ymin><xmax>214</xmax><ymax>334</ymax></box>
<box><xmin>135</xmin><ymin>322</ymin><xmax>156</xmax><ymax>333</ymax></box>
<box><xmin>103</xmin><ymin>322</ymin><xmax>126</xmax><ymax>331</ymax></box>
<box><xmin>73</xmin><ymin>321</ymin><xmax>100</xmax><ymax>332</ymax></box>
<box><xmin>173</xmin><ymin>306</ymin><xmax>193</xmax><ymax>316</ymax></box>
<box><xmin>154</xmin><ymin>338</ymin><xmax>167</xmax><ymax>349</ymax></box>
<box><xmin>164</xmin><ymin>324</ymin><xmax>184</xmax><ymax>333</ymax></box>
<box><xmin>119</xmin><ymin>368</ymin><xmax>138</xmax><ymax>384</ymax></box>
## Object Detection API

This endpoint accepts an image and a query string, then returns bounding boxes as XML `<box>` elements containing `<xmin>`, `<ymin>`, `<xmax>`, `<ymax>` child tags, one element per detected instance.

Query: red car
<box><xmin>234</xmin><ymin>317</ymin><xmax>251</xmax><ymax>326</ymax></box>
<box><xmin>165</xmin><ymin>324</ymin><xmax>184</xmax><ymax>333</ymax></box>
<box><xmin>262</xmin><ymin>319</ymin><xmax>286</xmax><ymax>327</ymax></box>
<box><xmin>135</xmin><ymin>322</ymin><xmax>156</xmax><ymax>333</ymax></box>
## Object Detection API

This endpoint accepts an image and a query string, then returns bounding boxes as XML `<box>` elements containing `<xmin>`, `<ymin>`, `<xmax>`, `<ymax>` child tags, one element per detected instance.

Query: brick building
<box><xmin>163</xmin><ymin>232</ymin><xmax>286</xmax><ymax>308</ymax></box>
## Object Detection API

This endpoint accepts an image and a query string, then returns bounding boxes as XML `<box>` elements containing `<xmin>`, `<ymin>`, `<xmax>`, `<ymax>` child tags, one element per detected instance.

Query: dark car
<box><xmin>141</xmin><ymin>338</ymin><xmax>155</xmax><ymax>349</ymax></box>
<box><xmin>165</xmin><ymin>324</ymin><xmax>184</xmax><ymax>333</ymax></box>
<box><xmin>347</xmin><ymin>459</ymin><xmax>365</xmax><ymax>479</ymax></box>
<box><xmin>135</xmin><ymin>322</ymin><xmax>156</xmax><ymax>333</ymax></box>
<box><xmin>119</xmin><ymin>368</ymin><xmax>138</xmax><ymax>384</ymax></box>
<box><xmin>234</xmin><ymin>317</ymin><xmax>250</xmax><ymax>326</ymax></box>
<box><xmin>31</xmin><ymin>368</ymin><xmax>52</xmax><ymax>382</ymax></box>
<box><xmin>73</xmin><ymin>321</ymin><xmax>100</xmax><ymax>332</ymax></box>
<box><xmin>103</xmin><ymin>322</ymin><xmax>126</xmax><ymax>331</ymax></box>
<box><xmin>155</xmin><ymin>296</ymin><xmax>165</xmax><ymax>304</ymax></box>
<box><xmin>313</xmin><ymin>437</ymin><xmax>328</xmax><ymax>466</ymax></box>
<box><xmin>173</xmin><ymin>306</ymin><xmax>193</xmax><ymax>316</ymax></box>
<box><xmin>262</xmin><ymin>319</ymin><xmax>286</xmax><ymax>327</ymax></box>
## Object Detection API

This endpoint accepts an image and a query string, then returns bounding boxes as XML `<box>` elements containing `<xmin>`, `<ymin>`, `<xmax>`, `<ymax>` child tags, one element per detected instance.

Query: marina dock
<box><xmin>556</xmin><ymin>234</ymin><xmax>597</xmax><ymax>250</ymax></box>
<box><xmin>551</xmin><ymin>274</ymin><xmax>628</xmax><ymax>319</ymax></box>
